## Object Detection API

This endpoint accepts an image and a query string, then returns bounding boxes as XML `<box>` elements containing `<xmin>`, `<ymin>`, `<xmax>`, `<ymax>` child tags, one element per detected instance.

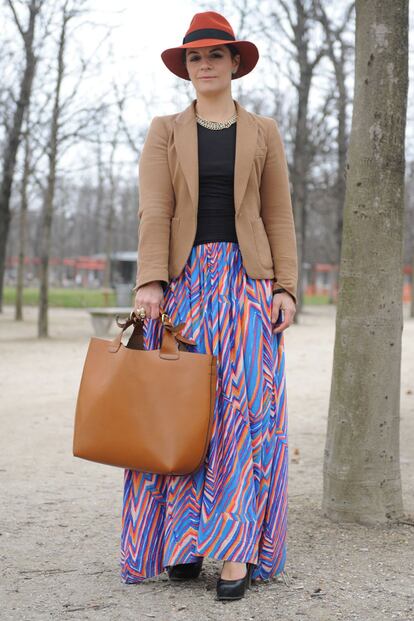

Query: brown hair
<box><xmin>182</xmin><ymin>43</ymin><xmax>240</xmax><ymax>68</ymax></box>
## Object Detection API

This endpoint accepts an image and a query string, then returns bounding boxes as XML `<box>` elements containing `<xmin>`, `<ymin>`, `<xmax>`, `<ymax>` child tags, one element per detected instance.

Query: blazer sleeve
<box><xmin>134</xmin><ymin>116</ymin><xmax>174</xmax><ymax>292</ymax></box>
<box><xmin>260</xmin><ymin>118</ymin><xmax>298</xmax><ymax>304</ymax></box>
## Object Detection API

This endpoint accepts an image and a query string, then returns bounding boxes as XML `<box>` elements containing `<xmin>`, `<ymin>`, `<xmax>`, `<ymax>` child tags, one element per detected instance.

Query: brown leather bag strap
<box><xmin>109</xmin><ymin>307</ymin><xmax>196</xmax><ymax>354</ymax></box>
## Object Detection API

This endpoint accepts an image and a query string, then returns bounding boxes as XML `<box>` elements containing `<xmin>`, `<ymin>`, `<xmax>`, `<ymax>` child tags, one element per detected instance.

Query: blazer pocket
<box><xmin>250</xmin><ymin>216</ymin><xmax>274</xmax><ymax>269</ymax></box>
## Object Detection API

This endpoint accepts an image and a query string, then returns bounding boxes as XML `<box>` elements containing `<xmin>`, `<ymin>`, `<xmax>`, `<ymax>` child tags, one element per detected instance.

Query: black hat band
<box><xmin>183</xmin><ymin>28</ymin><xmax>235</xmax><ymax>44</ymax></box>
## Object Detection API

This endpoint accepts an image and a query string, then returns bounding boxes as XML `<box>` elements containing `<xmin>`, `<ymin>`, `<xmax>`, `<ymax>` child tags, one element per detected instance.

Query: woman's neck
<box><xmin>194</xmin><ymin>93</ymin><xmax>237</xmax><ymax>122</ymax></box>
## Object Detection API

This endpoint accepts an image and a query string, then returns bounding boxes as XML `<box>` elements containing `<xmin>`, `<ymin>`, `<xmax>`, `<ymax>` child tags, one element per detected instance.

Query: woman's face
<box><xmin>184</xmin><ymin>45</ymin><xmax>240</xmax><ymax>95</ymax></box>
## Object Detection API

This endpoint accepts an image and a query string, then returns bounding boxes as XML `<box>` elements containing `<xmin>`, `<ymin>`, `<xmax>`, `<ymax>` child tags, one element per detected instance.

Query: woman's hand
<box><xmin>134</xmin><ymin>281</ymin><xmax>164</xmax><ymax>320</ymax></box>
<box><xmin>271</xmin><ymin>291</ymin><xmax>296</xmax><ymax>333</ymax></box>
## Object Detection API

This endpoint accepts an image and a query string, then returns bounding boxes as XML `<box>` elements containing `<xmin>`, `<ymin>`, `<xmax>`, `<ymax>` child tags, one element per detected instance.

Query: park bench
<box><xmin>87</xmin><ymin>307</ymin><xmax>131</xmax><ymax>336</ymax></box>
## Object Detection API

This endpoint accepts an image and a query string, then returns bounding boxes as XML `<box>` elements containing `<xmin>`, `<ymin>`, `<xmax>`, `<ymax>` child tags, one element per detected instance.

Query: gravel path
<box><xmin>1</xmin><ymin>303</ymin><xmax>413</xmax><ymax>621</ymax></box>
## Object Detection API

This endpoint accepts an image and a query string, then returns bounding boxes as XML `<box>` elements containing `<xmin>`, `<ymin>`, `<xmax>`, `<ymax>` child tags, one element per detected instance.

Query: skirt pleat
<box><xmin>120</xmin><ymin>242</ymin><xmax>288</xmax><ymax>583</ymax></box>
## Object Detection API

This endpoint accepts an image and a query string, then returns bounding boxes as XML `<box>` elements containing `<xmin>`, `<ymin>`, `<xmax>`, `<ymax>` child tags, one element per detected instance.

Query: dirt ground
<box><xmin>1</xmin><ymin>302</ymin><xmax>413</xmax><ymax>621</ymax></box>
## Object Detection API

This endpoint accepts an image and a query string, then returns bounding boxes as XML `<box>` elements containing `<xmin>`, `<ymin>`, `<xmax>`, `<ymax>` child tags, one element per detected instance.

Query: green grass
<box><xmin>3</xmin><ymin>287</ymin><xmax>119</xmax><ymax>308</ymax></box>
<box><xmin>4</xmin><ymin>286</ymin><xmax>331</xmax><ymax>308</ymax></box>
<box><xmin>303</xmin><ymin>294</ymin><xmax>332</xmax><ymax>305</ymax></box>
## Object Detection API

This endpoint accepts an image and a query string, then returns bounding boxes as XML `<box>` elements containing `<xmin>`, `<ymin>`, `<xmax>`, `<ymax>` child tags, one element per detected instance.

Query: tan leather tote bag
<box><xmin>73</xmin><ymin>308</ymin><xmax>217</xmax><ymax>475</ymax></box>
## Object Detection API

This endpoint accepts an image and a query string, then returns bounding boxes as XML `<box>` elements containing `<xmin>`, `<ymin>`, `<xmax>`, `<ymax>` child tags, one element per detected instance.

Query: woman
<box><xmin>120</xmin><ymin>11</ymin><xmax>298</xmax><ymax>601</ymax></box>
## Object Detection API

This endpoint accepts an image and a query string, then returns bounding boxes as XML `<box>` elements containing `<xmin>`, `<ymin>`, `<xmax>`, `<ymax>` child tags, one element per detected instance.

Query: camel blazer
<box><xmin>134</xmin><ymin>98</ymin><xmax>298</xmax><ymax>304</ymax></box>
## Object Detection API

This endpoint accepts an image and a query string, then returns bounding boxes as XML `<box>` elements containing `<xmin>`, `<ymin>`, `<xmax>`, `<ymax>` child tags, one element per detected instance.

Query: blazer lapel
<box><xmin>173</xmin><ymin>98</ymin><xmax>258</xmax><ymax>214</ymax></box>
<box><xmin>174</xmin><ymin>100</ymin><xmax>199</xmax><ymax>212</ymax></box>
<box><xmin>234</xmin><ymin>99</ymin><xmax>258</xmax><ymax>213</ymax></box>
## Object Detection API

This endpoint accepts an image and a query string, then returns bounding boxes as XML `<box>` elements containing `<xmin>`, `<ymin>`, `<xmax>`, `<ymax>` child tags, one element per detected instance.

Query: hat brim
<box><xmin>161</xmin><ymin>40</ymin><xmax>259</xmax><ymax>80</ymax></box>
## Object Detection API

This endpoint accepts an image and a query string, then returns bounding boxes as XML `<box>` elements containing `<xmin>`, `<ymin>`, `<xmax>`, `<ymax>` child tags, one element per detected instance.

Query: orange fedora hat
<box><xmin>161</xmin><ymin>11</ymin><xmax>259</xmax><ymax>80</ymax></box>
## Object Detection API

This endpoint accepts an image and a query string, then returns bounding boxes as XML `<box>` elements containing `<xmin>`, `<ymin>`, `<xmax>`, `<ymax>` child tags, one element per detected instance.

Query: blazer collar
<box><xmin>173</xmin><ymin>98</ymin><xmax>258</xmax><ymax>214</ymax></box>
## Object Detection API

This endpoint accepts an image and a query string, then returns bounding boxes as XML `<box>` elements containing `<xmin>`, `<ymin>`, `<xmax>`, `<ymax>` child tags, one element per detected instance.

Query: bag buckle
<box><xmin>161</xmin><ymin>312</ymin><xmax>171</xmax><ymax>326</ymax></box>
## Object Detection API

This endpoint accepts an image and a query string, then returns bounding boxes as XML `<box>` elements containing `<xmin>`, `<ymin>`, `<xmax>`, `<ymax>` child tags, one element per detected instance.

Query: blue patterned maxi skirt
<box><xmin>120</xmin><ymin>241</ymin><xmax>288</xmax><ymax>583</ymax></box>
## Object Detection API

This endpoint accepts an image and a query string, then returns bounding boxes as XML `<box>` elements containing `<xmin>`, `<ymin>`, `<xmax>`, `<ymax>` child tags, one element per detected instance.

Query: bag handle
<box><xmin>108</xmin><ymin>306</ymin><xmax>196</xmax><ymax>356</ymax></box>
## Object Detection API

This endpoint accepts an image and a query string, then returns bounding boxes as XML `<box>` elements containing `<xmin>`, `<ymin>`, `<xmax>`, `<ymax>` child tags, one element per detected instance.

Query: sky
<box><xmin>83</xmin><ymin>0</ymin><xmax>414</xmax><ymax>147</ymax></box>
<box><xmin>4</xmin><ymin>0</ymin><xmax>413</xmax><ymax>181</ymax></box>
<box><xmin>82</xmin><ymin>0</ymin><xmax>273</xmax><ymax>117</ymax></box>
<box><xmin>87</xmin><ymin>0</ymin><xmax>197</xmax><ymax>102</ymax></box>
<box><xmin>60</xmin><ymin>0</ymin><xmax>293</xmax><ymax>180</ymax></box>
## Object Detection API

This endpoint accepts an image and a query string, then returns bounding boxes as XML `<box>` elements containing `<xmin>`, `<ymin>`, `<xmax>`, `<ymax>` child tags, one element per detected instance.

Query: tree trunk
<box><xmin>15</xmin><ymin>115</ymin><xmax>31</xmax><ymax>321</ymax></box>
<box><xmin>315</xmin><ymin>2</ymin><xmax>354</xmax><ymax>304</ymax></box>
<box><xmin>291</xmin><ymin>71</ymin><xmax>311</xmax><ymax>315</ymax></box>
<box><xmin>0</xmin><ymin>0</ymin><xmax>39</xmax><ymax>312</ymax></box>
<box><xmin>103</xmin><ymin>187</ymin><xmax>114</xmax><ymax>289</ymax></box>
<box><xmin>103</xmin><ymin>165</ymin><xmax>115</xmax><ymax>289</ymax></box>
<box><xmin>289</xmin><ymin>0</ymin><xmax>326</xmax><ymax>316</ymax></box>
<box><xmin>260</xmin><ymin>0</ymin><xmax>326</xmax><ymax>316</ymax></box>
<box><xmin>103</xmin><ymin>105</ymin><xmax>123</xmax><ymax>288</ymax></box>
<box><xmin>410</xmin><ymin>248</ymin><xmax>414</xmax><ymax>318</ymax></box>
<box><xmin>37</xmin><ymin>7</ymin><xmax>67</xmax><ymax>338</ymax></box>
<box><xmin>94</xmin><ymin>140</ymin><xmax>104</xmax><ymax>253</ymax></box>
<box><xmin>322</xmin><ymin>0</ymin><xmax>408</xmax><ymax>524</ymax></box>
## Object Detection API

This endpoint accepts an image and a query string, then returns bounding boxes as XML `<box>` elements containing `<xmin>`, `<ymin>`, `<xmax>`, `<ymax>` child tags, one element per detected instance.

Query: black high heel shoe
<box><xmin>166</xmin><ymin>558</ymin><xmax>204</xmax><ymax>581</ymax></box>
<box><xmin>216</xmin><ymin>562</ymin><xmax>254</xmax><ymax>601</ymax></box>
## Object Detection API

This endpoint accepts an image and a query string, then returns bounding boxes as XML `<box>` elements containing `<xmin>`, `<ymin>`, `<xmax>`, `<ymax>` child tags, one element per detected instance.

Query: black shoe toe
<box><xmin>167</xmin><ymin>558</ymin><xmax>204</xmax><ymax>581</ymax></box>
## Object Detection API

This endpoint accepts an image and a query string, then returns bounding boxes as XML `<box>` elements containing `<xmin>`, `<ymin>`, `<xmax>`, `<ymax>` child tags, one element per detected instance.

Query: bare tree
<box><xmin>37</xmin><ymin>1</ymin><xmax>72</xmax><ymax>337</ymax></box>
<box><xmin>93</xmin><ymin>136</ymin><xmax>105</xmax><ymax>253</ymax></box>
<box><xmin>314</xmin><ymin>1</ymin><xmax>355</xmax><ymax>302</ymax></box>
<box><xmin>15</xmin><ymin>107</ymin><xmax>32</xmax><ymax>320</ymax></box>
<box><xmin>411</xmin><ymin>243</ymin><xmax>414</xmax><ymax>318</ymax></box>
<box><xmin>407</xmin><ymin>163</ymin><xmax>414</xmax><ymax>318</ymax></box>
<box><xmin>37</xmin><ymin>0</ymin><xmax>107</xmax><ymax>336</ymax></box>
<box><xmin>259</xmin><ymin>1</ymin><xmax>327</xmax><ymax>314</ymax></box>
<box><xmin>323</xmin><ymin>0</ymin><xmax>408</xmax><ymax>523</ymax></box>
<box><xmin>102</xmin><ymin>82</ymin><xmax>126</xmax><ymax>288</ymax></box>
<box><xmin>0</xmin><ymin>0</ymin><xmax>41</xmax><ymax>312</ymax></box>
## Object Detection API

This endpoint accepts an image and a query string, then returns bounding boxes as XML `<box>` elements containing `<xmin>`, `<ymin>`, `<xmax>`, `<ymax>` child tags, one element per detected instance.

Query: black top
<box><xmin>192</xmin><ymin>121</ymin><xmax>238</xmax><ymax>246</ymax></box>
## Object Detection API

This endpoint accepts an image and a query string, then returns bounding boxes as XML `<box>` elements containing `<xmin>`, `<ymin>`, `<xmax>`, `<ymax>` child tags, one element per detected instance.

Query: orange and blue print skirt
<box><xmin>120</xmin><ymin>241</ymin><xmax>288</xmax><ymax>583</ymax></box>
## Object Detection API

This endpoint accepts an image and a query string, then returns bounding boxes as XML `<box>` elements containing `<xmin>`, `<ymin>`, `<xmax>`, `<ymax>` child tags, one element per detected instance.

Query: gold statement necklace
<box><xmin>195</xmin><ymin>109</ymin><xmax>238</xmax><ymax>130</ymax></box>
